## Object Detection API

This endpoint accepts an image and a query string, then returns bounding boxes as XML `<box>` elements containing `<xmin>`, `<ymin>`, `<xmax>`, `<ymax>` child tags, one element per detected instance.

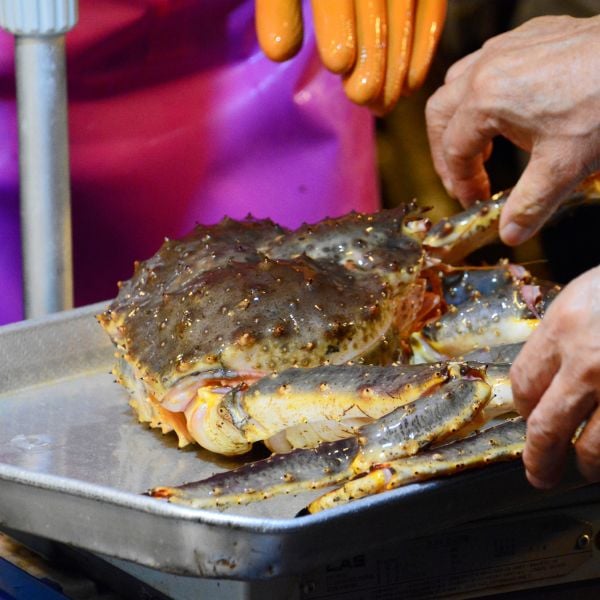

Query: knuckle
<box><xmin>442</xmin><ymin>139</ymin><xmax>463</xmax><ymax>163</ymax></box>
<box><xmin>509</xmin><ymin>362</ymin><xmax>527</xmax><ymax>398</ymax></box>
<box><xmin>509</xmin><ymin>363</ymin><xmax>543</xmax><ymax>417</ymax></box>
<box><xmin>575</xmin><ymin>438</ymin><xmax>600</xmax><ymax>478</ymax></box>
<box><xmin>469</xmin><ymin>63</ymin><xmax>504</xmax><ymax>103</ymax></box>
<box><xmin>425</xmin><ymin>92</ymin><xmax>444</xmax><ymax>118</ymax></box>
<box><xmin>444</xmin><ymin>62</ymin><xmax>460</xmax><ymax>83</ymax></box>
<box><xmin>469</xmin><ymin>67</ymin><xmax>492</xmax><ymax>98</ymax></box>
<box><xmin>544</xmin><ymin>158</ymin><xmax>580</xmax><ymax>188</ymax></box>
<box><xmin>526</xmin><ymin>415</ymin><xmax>563</xmax><ymax>452</ymax></box>
<box><xmin>549</xmin><ymin>301</ymin><xmax>580</xmax><ymax>331</ymax></box>
<box><xmin>515</xmin><ymin>199</ymin><xmax>546</xmax><ymax>219</ymax></box>
<box><xmin>573</xmin><ymin>362</ymin><xmax>600</xmax><ymax>389</ymax></box>
<box><xmin>480</xmin><ymin>32</ymin><xmax>506</xmax><ymax>52</ymax></box>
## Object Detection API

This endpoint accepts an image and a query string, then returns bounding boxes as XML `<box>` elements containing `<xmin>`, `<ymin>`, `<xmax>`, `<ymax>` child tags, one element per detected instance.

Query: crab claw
<box><xmin>423</xmin><ymin>190</ymin><xmax>508</xmax><ymax>263</ymax></box>
<box><xmin>184</xmin><ymin>387</ymin><xmax>252</xmax><ymax>455</ymax></box>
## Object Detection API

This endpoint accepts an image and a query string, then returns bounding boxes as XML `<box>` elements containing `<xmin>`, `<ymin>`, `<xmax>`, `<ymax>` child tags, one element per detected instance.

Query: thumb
<box><xmin>499</xmin><ymin>146</ymin><xmax>581</xmax><ymax>246</ymax></box>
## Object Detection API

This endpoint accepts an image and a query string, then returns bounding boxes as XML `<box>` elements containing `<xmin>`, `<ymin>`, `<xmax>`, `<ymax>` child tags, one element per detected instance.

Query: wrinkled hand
<box><xmin>255</xmin><ymin>0</ymin><xmax>447</xmax><ymax>114</ymax></box>
<box><xmin>511</xmin><ymin>265</ymin><xmax>600</xmax><ymax>488</ymax></box>
<box><xmin>426</xmin><ymin>15</ymin><xmax>600</xmax><ymax>245</ymax></box>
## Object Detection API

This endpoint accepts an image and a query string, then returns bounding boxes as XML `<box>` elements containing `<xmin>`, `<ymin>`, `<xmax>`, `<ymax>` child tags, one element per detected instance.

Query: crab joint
<box><xmin>184</xmin><ymin>387</ymin><xmax>251</xmax><ymax>455</ymax></box>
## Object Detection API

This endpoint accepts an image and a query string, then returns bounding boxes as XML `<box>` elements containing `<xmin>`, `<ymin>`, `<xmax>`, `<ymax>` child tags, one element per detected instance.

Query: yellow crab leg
<box><xmin>306</xmin><ymin>418</ymin><xmax>526</xmax><ymax>513</ymax></box>
<box><xmin>349</xmin><ymin>373</ymin><xmax>491</xmax><ymax>472</ymax></box>
<box><xmin>150</xmin><ymin>368</ymin><xmax>491</xmax><ymax>509</ymax></box>
<box><xmin>186</xmin><ymin>363</ymin><xmax>452</xmax><ymax>455</ymax></box>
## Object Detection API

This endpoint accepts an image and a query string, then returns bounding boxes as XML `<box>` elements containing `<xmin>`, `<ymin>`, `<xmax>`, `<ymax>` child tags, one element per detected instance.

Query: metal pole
<box><xmin>0</xmin><ymin>0</ymin><xmax>78</xmax><ymax>319</ymax></box>
<box><xmin>15</xmin><ymin>34</ymin><xmax>73</xmax><ymax>318</ymax></box>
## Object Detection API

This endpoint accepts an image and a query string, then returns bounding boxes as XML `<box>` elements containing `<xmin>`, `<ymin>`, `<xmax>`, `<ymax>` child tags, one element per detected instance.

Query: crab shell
<box><xmin>99</xmin><ymin>206</ymin><xmax>433</xmax><ymax>441</ymax></box>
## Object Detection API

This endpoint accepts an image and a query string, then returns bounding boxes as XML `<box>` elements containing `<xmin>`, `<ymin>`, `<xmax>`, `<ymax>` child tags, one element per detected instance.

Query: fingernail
<box><xmin>500</xmin><ymin>222</ymin><xmax>532</xmax><ymax>246</ymax></box>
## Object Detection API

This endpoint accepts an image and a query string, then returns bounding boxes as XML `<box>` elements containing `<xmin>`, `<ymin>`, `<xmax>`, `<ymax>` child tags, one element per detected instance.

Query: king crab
<box><xmin>98</xmin><ymin>184</ymin><xmax>597</xmax><ymax>511</ymax></box>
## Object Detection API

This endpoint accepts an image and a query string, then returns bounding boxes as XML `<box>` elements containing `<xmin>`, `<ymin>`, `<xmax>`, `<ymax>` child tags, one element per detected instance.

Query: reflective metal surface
<box><xmin>0</xmin><ymin>305</ymin><xmax>589</xmax><ymax>579</ymax></box>
<box><xmin>15</xmin><ymin>34</ymin><xmax>73</xmax><ymax>318</ymax></box>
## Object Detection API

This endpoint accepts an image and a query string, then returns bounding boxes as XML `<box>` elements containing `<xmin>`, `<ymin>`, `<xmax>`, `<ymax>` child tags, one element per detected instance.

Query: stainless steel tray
<box><xmin>0</xmin><ymin>305</ymin><xmax>588</xmax><ymax>579</ymax></box>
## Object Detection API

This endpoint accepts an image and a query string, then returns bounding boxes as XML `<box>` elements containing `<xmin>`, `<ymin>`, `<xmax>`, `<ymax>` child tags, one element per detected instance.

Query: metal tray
<box><xmin>0</xmin><ymin>305</ymin><xmax>589</xmax><ymax>580</ymax></box>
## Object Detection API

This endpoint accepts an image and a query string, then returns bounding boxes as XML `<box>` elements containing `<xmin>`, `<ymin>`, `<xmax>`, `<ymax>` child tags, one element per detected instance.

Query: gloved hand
<box><xmin>511</xmin><ymin>265</ymin><xmax>600</xmax><ymax>489</ymax></box>
<box><xmin>255</xmin><ymin>0</ymin><xmax>447</xmax><ymax>114</ymax></box>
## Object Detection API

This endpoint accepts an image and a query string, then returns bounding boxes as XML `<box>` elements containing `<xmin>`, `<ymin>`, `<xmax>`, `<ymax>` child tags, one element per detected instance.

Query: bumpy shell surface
<box><xmin>100</xmin><ymin>208</ymin><xmax>425</xmax><ymax>398</ymax></box>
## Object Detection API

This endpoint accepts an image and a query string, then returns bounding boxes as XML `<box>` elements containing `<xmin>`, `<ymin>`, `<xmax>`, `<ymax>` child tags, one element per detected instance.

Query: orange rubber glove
<box><xmin>255</xmin><ymin>0</ymin><xmax>447</xmax><ymax>114</ymax></box>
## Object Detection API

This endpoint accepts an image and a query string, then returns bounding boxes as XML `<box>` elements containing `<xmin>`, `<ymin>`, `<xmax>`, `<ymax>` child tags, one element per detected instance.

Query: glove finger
<box><xmin>406</xmin><ymin>0</ymin><xmax>447</xmax><ymax>93</ymax></box>
<box><xmin>343</xmin><ymin>0</ymin><xmax>388</xmax><ymax>105</ymax></box>
<box><xmin>311</xmin><ymin>0</ymin><xmax>356</xmax><ymax>74</ymax></box>
<box><xmin>256</xmin><ymin>0</ymin><xmax>304</xmax><ymax>62</ymax></box>
<box><xmin>370</xmin><ymin>0</ymin><xmax>415</xmax><ymax>115</ymax></box>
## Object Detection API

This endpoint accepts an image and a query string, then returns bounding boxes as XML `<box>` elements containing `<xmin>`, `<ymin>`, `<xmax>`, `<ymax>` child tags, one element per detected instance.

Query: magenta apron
<box><xmin>0</xmin><ymin>0</ymin><xmax>378</xmax><ymax>324</ymax></box>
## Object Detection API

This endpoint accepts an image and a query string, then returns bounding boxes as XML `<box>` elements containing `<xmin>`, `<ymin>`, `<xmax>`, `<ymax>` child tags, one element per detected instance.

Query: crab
<box><xmin>98</xmin><ymin>181</ymin><xmax>598</xmax><ymax>511</ymax></box>
<box><xmin>99</xmin><ymin>189</ymin><xmax>547</xmax><ymax>454</ymax></box>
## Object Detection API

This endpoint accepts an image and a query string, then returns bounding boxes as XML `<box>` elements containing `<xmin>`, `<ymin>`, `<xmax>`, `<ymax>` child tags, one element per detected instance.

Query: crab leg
<box><xmin>423</xmin><ymin>190</ymin><xmax>508</xmax><ymax>263</ymax></box>
<box><xmin>151</xmin><ymin>437</ymin><xmax>359</xmax><ymax>508</ymax></box>
<box><xmin>423</xmin><ymin>175</ymin><xmax>600</xmax><ymax>264</ymax></box>
<box><xmin>350</xmin><ymin>371</ymin><xmax>491</xmax><ymax>471</ymax></box>
<box><xmin>463</xmin><ymin>342</ymin><xmax>523</xmax><ymax>364</ymax></box>
<box><xmin>306</xmin><ymin>418</ymin><xmax>526</xmax><ymax>513</ymax></box>
<box><xmin>409</xmin><ymin>282</ymin><xmax>559</xmax><ymax>363</ymax></box>
<box><xmin>184</xmin><ymin>363</ymin><xmax>453</xmax><ymax>455</ymax></box>
<box><xmin>439</xmin><ymin>263</ymin><xmax>531</xmax><ymax>307</ymax></box>
<box><xmin>150</xmin><ymin>369</ymin><xmax>491</xmax><ymax>509</ymax></box>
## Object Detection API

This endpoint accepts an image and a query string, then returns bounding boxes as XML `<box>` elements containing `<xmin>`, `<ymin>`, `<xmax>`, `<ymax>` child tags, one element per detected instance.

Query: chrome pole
<box><xmin>0</xmin><ymin>0</ymin><xmax>78</xmax><ymax>318</ymax></box>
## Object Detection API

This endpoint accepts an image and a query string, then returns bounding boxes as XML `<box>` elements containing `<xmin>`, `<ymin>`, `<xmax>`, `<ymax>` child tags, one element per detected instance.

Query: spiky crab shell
<box><xmin>99</xmin><ymin>207</ymin><xmax>427</xmax><ymax>400</ymax></box>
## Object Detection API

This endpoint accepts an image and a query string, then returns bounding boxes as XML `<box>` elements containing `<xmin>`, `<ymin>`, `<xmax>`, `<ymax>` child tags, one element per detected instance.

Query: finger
<box><xmin>510</xmin><ymin>324</ymin><xmax>560</xmax><ymax>419</ymax></box>
<box><xmin>523</xmin><ymin>373</ymin><xmax>596</xmax><ymax>489</ymax></box>
<box><xmin>444</xmin><ymin>49</ymin><xmax>482</xmax><ymax>83</ymax></box>
<box><xmin>575</xmin><ymin>403</ymin><xmax>600</xmax><ymax>482</ymax></box>
<box><xmin>499</xmin><ymin>144</ymin><xmax>582</xmax><ymax>246</ymax></box>
<box><xmin>310</xmin><ymin>0</ymin><xmax>356</xmax><ymax>73</ymax></box>
<box><xmin>343</xmin><ymin>0</ymin><xmax>387</xmax><ymax>105</ymax></box>
<box><xmin>369</xmin><ymin>0</ymin><xmax>414</xmax><ymax>115</ymax></box>
<box><xmin>406</xmin><ymin>0</ymin><xmax>447</xmax><ymax>93</ymax></box>
<box><xmin>255</xmin><ymin>0</ymin><xmax>304</xmax><ymax>62</ymax></box>
<box><xmin>440</xmin><ymin>102</ymin><xmax>497</xmax><ymax>204</ymax></box>
<box><xmin>425</xmin><ymin>74</ymin><xmax>471</xmax><ymax>196</ymax></box>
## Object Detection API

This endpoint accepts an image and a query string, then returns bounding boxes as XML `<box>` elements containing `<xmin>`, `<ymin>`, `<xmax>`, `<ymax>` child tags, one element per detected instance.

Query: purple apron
<box><xmin>0</xmin><ymin>0</ymin><xmax>378</xmax><ymax>324</ymax></box>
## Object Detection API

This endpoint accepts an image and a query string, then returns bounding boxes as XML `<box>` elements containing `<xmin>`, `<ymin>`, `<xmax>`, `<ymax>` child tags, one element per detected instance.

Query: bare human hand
<box><xmin>425</xmin><ymin>15</ymin><xmax>600</xmax><ymax>246</ymax></box>
<box><xmin>510</xmin><ymin>265</ymin><xmax>600</xmax><ymax>488</ymax></box>
<box><xmin>255</xmin><ymin>0</ymin><xmax>447</xmax><ymax>114</ymax></box>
